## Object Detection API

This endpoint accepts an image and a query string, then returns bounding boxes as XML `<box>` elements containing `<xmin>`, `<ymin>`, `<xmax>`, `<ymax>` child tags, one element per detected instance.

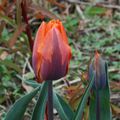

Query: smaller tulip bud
<box><xmin>89</xmin><ymin>51</ymin><xmax>107</xmax><ymax>90</ymax></box>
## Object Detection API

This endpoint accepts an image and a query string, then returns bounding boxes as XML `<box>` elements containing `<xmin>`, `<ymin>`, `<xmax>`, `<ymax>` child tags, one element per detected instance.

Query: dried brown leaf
<box><xmin>0</xmin><ymin>51</ymin><xmax>9</xmax><ymax>60</ymax></box>
<box><xmin>64</xmin><ymin>83</ymin><xmax>84</xmax><ymax>110</ymax></box>
<box><xmin>47</xmin><ymin>0</ymin><xmax>65</xmax><ymax>9</ymax></box>
<box><xmin>111</xmin><ymin>104</ymin><xmax>120</xmax><ymax>116</ymax></box>
<box><xmin>16</xmin><ymin>0</ymin><xmax>22</xmax><ymax>25</ymax></box>
<box><xmin>84</xmin><ymin>106</ymin><xmax>89</xmax><ymax>120</ymax></box>
<box><xmin>110</xmin><ymin>81</ymin><xmax>120</xmax><ymax>91</ymax></box>
<box><xmin>8</xmin><ymin>24</ymin><xmax>26</xmax><ymax>48</ymax></box>
<box><xmin>0</xmin><ymin>21</ymin><xmax>5</xmax><ymax>35</ymax></box>
<box><xmin>30</xmin><ymin>4</ymin><xmax>59</xmax><ymax>19</ymax></box>
<box><xmin>22</xmin><ymin>82</ymin><xmax>33</xmax><ymax>93</ymax></box>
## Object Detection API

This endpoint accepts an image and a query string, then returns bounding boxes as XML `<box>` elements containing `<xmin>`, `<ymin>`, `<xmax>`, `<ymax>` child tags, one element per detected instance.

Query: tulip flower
<box><xmin>89</xmin><ymin>51</ymin><xmax>107</xmax><ymax>90</ymax></box>
<box><xmin>32</xmin><ymin>20</ymin><xmax>71</xmax><ymax>83</ymax></box>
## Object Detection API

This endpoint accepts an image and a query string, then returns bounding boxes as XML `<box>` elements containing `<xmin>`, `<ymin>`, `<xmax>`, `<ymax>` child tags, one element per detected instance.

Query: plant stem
<box><xmin>48</xmin><ymin>80</ymin><xmax>53</xmax><ymax>120</ymax></box>
<box><xmin>21</xmin><ymin>0</ymin><xmax>33</xmax><ymax>51</ymax></box>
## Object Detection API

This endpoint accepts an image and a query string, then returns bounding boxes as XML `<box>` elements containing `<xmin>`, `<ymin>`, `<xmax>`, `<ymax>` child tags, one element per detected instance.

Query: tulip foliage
<box><xmin>89</xmin><ymin>51</ymin><xmax>112</xmax><ymax>120</ymax></box>
<box><xmin>5</xmin><ymin>20</ymin><xmax>112</xmax><ymax>120</ymax></box>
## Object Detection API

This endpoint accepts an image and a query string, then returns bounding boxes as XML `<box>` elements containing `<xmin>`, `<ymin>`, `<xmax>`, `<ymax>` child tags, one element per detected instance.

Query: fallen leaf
<box><xmin>111</xmin><ymin>104</ymin><xmax>120</xmax><ymax>116</ymax></box>
<box><xmin>30</xmin><ymin>4</ymin><xmax>59</xmax><ymax>19</ymax></box>
<box><xmin>22</xmin><ymin>81</ymin><xmax>33</xmax><ymax>93</ymax></box>
<box><xmin>110</xmin><ymin>81</ymin><xmax>120</xmax><ymax>91</ymax></box>
<box><xmin>0</xmin><ymin>51</ymin><xmax>9</xmax><ymax>60</ymax></box>
<box><xmin>47</xmin><ymin>0</ymin><xmax>65</xmax><ymax>9</ymax></box>
<box><xmin>8</xmin><ymin>24</ymin><xmax>26</xmax><ymax>48</ymax></box>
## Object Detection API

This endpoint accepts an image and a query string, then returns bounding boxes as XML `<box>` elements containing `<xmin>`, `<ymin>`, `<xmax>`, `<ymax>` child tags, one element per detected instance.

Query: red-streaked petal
<box><xmin>59</xmin><ymin>21</ymin><xmax>68</xmax><ymax>44</ymax></box>
<box><xmin>32</xmin><ymin>22</ymin><xmax>46</xmax><ymax>82</ymax></box>
<box><xmin>40</xmin><ymin>27</ymin><xmax>71</xmax><ymax>80</ymax></box>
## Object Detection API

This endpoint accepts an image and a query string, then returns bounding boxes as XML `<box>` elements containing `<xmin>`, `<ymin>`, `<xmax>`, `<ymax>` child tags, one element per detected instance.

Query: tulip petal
<box><xmin>59</xmin><ymin>22</ymin><xmax>69</xmax><ymax>44</ymax></box>
<box><xmin>40</xmin><ymin>28</ymin><xmax>71</xmax><ymax>80</ymax></box>
<box><xmin>32</xmin><ymin>22</ymin><xmax>46</xmax><ymax>82</ymax></box>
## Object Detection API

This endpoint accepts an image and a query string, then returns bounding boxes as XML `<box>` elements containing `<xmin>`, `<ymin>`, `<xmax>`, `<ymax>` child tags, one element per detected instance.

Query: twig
<box><xmin>21</xmin><ymin>0</ymin><xmax>33</xmax><ymax>51</ymax></box>
<box><xmin>76</xmin><ymin>5</ymin><xmax>86</xmax><ymax>20</ymax></box>
<box><xmin>22</xmin><ymin>56</ymin><xmax>29</xmax><ymax>80</ymax></box>
<box><xmin>54</xmin><ymin>78</ymin><xmax>81</xmax><ymax>90</ymax></box>
<box><xmin>100</xmin><ymin>4</ymin><xmax>120</xmax><ymax>10</ymax></box>
<box><xmin>67</xmin><ymin>0</ymin><xmax>120</xmax><ymax>10</ymax></box>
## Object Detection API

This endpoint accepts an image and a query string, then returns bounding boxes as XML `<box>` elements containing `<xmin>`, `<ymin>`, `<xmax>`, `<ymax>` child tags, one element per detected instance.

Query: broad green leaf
<box><xmin>73</xmin><ymin>77</ymin><xmax>94</xmax><ymax>120</ymax></box>
<box><xmin>24</xmin><ymin>80</ymin><xmax>40</xmax><ymax>88</ymax></box>
<box><xmin>89</xmin><ymin>86</ymin><xmax>111</xmax><ymax>120</ymax></box>
<box><xmin>53</xmin><ymin>92</ymin><xmax>69</xmax><ymax>120</ymax></box>
<box><xmin>54</xmin><ymin>93</ymin><xmax>74</xmax><ymax>120</ymax></box>
<box><xmin>24</xmin><ymin>80</ymin><xmax>74</xmax><ymax>120</ymax></box>
<box><xmin>5</xmin><ymin>87</ymin><xmax>40</xmax><ymax>120</ymax></box>
<box><xmin>31</xmin><ymin>81</ymin><xmax>48</xmax><ymax>120</ymax></box>
<box><xmin>89</xmin><ymin>63</ymin><xmax>112</xmax><ymax>120</ymax></box>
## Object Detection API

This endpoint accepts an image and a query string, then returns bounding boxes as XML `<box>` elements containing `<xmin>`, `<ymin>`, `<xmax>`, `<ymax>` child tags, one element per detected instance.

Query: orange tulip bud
<box><xmin>32</xmin><ymin>20</ymin><xmax>72</xmax><ymax>82</ymax></box>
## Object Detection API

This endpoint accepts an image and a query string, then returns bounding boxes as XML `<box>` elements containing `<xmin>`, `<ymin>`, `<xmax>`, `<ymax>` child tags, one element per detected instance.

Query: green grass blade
<box><xmin>5</xmin><ymin>87</ymin><xmax>40</xmax><ymax>120</ymax></box>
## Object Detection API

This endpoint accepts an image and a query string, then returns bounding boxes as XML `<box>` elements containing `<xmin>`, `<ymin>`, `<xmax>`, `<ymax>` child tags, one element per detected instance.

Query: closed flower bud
<box><xmin>89</xmin><ymin>51</ymin><xmax>107</xmax><ymax>90</ymax></box>
<box><xmin>32</xmin><ymin>20</ymin><xmax>72</xmax><ymax>82</ymax></box>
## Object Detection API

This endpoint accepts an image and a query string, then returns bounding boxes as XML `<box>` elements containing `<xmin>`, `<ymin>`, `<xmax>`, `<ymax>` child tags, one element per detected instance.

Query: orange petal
<box><xmin>40</xmin><ymin>27</ymin><xmax>71</xmax><ymax>80</ymax></box>
<box><xmin>59</xmin><ymin>21</ymin><xmax>68</xmax><ymax>44</ymax></box>
<box><xmin>32</xmin><ymin>22</ymin><xmax>46</xmax><ymax>82</ymax></box>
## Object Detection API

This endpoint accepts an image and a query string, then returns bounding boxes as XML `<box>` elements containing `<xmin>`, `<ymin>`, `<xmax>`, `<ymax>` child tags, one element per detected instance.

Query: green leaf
<box><xmin>0</xmin><ymin>13</ymin><xmax>16</xmax><ymax>27</ymax></box>
<box><xmin>24</xmin><ymin>80</ymin><xmax>40</xmax><ymax>88</ymax></box>
<box><xmin>89</xmin><ymin>86</ymin><xmax>111</xmax><ymax>120</ymax></box>
<box><xmin>31</xmin><ymin>81</ymin><xmax>48</xmax><ymax>120</ymax></box>
<box><xmin>24</xmin><ymin>80</ymin><xmax>74</xmax><ymax>120</ymax></box>
<box><xmin>85</xmin><ymin>6</ymin><xmax>106</xmax><ymax>16</ymax></box>
<box><xmin>0</xmin><ymin>60</ymin><xmax>21</xmax><ymax>73</ymax></box>
<box><xmin>89</xmin><ymin>63</ymin><xmax>112</xmax><ymax>120</ymax></box>
<box><xmin>73</xmin><ymin>77</ymin><xmax>94</xmax><ymax>120</ymax></box>
<box><xmin>5</xmin><ymin>87</ymin><xmax>40</xmax><ymax>120</ymax></box>
<box><xmin>53</xmin><ymin>92</ymin><xmax>74</xmax><ymax>120</ymax></box>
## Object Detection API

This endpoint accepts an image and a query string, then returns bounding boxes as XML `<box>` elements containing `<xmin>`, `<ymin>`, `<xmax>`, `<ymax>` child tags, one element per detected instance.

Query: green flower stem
<box><xmin>48</xmin><ymin>80</ymin><xmax>53</xmax><ymax>120</ymax></box>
